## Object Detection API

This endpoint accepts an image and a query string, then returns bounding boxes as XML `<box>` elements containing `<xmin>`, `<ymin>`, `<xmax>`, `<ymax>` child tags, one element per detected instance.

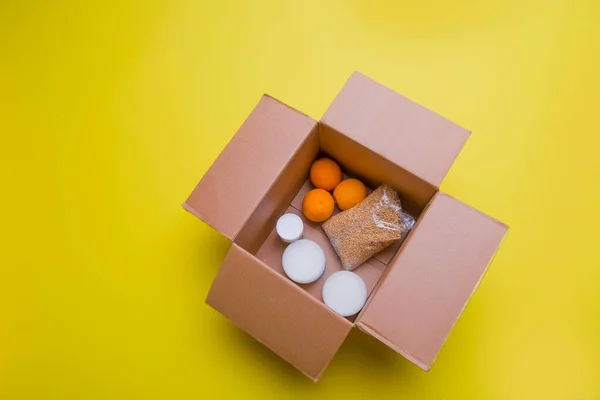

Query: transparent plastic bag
<box><xmin>322</xmin><ymin>184</ymin><xmax>415</xmax><ymax>271</ymax></box>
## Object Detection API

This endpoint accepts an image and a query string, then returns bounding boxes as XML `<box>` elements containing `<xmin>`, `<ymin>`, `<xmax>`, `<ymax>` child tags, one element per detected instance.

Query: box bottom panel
<box><xmin>255</xmin><ymin>179</ymin><xmax>405</xmax><ymax>321</ymax></box>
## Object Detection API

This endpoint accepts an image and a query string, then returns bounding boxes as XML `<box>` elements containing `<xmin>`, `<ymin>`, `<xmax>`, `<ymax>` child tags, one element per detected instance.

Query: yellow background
<box><xmin>1</xmin><ymin>0</ymin><xmax>599</xmax><ymax>398</ymax></box>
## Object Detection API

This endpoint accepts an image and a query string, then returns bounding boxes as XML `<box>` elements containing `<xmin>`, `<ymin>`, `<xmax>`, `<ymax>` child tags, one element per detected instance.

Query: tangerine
<box><xmin>333</xmin><ymin>178</ymin><xmax>367</xmax><ymax>210</ymax></box>
<box><xmin>302</xmin><ymin>189</ymin><xmax>335</xmax><ymax>222</ymax></box>
<box><xmin>310</xmin><ymin>158</ymin><xmax>341</xmax><ymax>191</ymax></box>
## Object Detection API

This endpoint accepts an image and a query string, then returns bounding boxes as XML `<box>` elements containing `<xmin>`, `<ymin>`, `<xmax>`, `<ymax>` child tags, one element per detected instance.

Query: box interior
<box><xmin>235</xmin><ymin>122</ymin><xmax>437</xmax><ymax>321</ymax></box>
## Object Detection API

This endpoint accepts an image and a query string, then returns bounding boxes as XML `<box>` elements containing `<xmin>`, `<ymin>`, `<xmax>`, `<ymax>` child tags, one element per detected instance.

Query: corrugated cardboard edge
<box><xmin>263</xmin><ymin>93</ymin><xmax>315</xmax><ymax>120</ymax></box>
<box><xmin>356</xmin><ymin>322</ymin><xmax>431</xmax><ymax>371</ymax></box>
<box><xmin>182</xmin><ymin>201</ymin><xmax>228</xmax><ymax>237</ymax></box>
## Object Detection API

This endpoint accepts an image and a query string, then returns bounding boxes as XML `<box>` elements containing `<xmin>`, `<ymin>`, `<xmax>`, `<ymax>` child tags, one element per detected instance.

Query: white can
<box><xmin>281</xmin><ymin>239</ymin><xmax>326</xmax><ymax>284</ymax></box>
<box><xmin>322</xmin><ymin>271</ymin><xmax>367</xmax><ymax>317</ymax></box>
<box><xmin>276</xmin><ymin>213</ymin><xmax>304</xmax><ymax>243</ymax></box>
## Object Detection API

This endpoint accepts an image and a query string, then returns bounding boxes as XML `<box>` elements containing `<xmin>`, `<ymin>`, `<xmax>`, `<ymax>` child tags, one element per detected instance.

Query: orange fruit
<box><xmin>302</xmin><ymin>189</ymin><xmax>335</xmax><ymax>222</ymax></box>
<box><xmin>333</xmin><ymin>178</ymin><xmax>367</xmax><ymax>210</ymax></box>
<box><xmin>310</xmin><ymin>158</ymin><xmax>341</xmax><ymax>191</ymax></box>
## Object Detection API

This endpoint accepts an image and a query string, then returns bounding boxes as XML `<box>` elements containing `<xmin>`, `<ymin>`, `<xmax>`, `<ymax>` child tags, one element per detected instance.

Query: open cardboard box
<box><xmin>184</xmin><ymin>72</ymin><xmax>508</xmax><ymax>381</ymax></box>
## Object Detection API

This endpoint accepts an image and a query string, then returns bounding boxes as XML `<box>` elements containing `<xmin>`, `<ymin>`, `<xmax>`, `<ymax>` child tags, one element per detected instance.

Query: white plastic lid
<box><xmin>322</xmin><ymin>271</ymin><xmax>367</xmax><ymax>317</ymax></box>
<box><xmin>276</xmin><ymin>213</ymin><xmax>304</xmax><ymax>243</ymax></box>
<box><xmin>282</xmin><ymin>239</ymin><xmax>326</xmax><ymax>284</ymax></box>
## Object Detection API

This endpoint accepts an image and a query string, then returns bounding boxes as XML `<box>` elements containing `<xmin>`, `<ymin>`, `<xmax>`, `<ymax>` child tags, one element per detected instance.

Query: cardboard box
<box><xmin>184</xmin><ymin>72</ymin><xmax>508</xmax><ymax>381</ymax></box>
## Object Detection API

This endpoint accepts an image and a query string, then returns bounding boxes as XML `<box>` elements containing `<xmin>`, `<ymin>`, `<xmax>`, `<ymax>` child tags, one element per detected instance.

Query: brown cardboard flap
<box><xmin>356</xmin><ymin>193</ymin><xmax>508</xmax><ymax>370</ymax></box>
<box><xmin>321</xmin><ymin>72</ymin><xmax>470</xmax><ymax>187</ymax></box>
<box><xmin>207</xmin><ymin>244</ymin><xmax>353</xmax><ymax>381</ymax></box>
<box><xmin>184</xmin><ymin>95</ymin><xmax>317</xmax><ymax>240</ymax></box>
